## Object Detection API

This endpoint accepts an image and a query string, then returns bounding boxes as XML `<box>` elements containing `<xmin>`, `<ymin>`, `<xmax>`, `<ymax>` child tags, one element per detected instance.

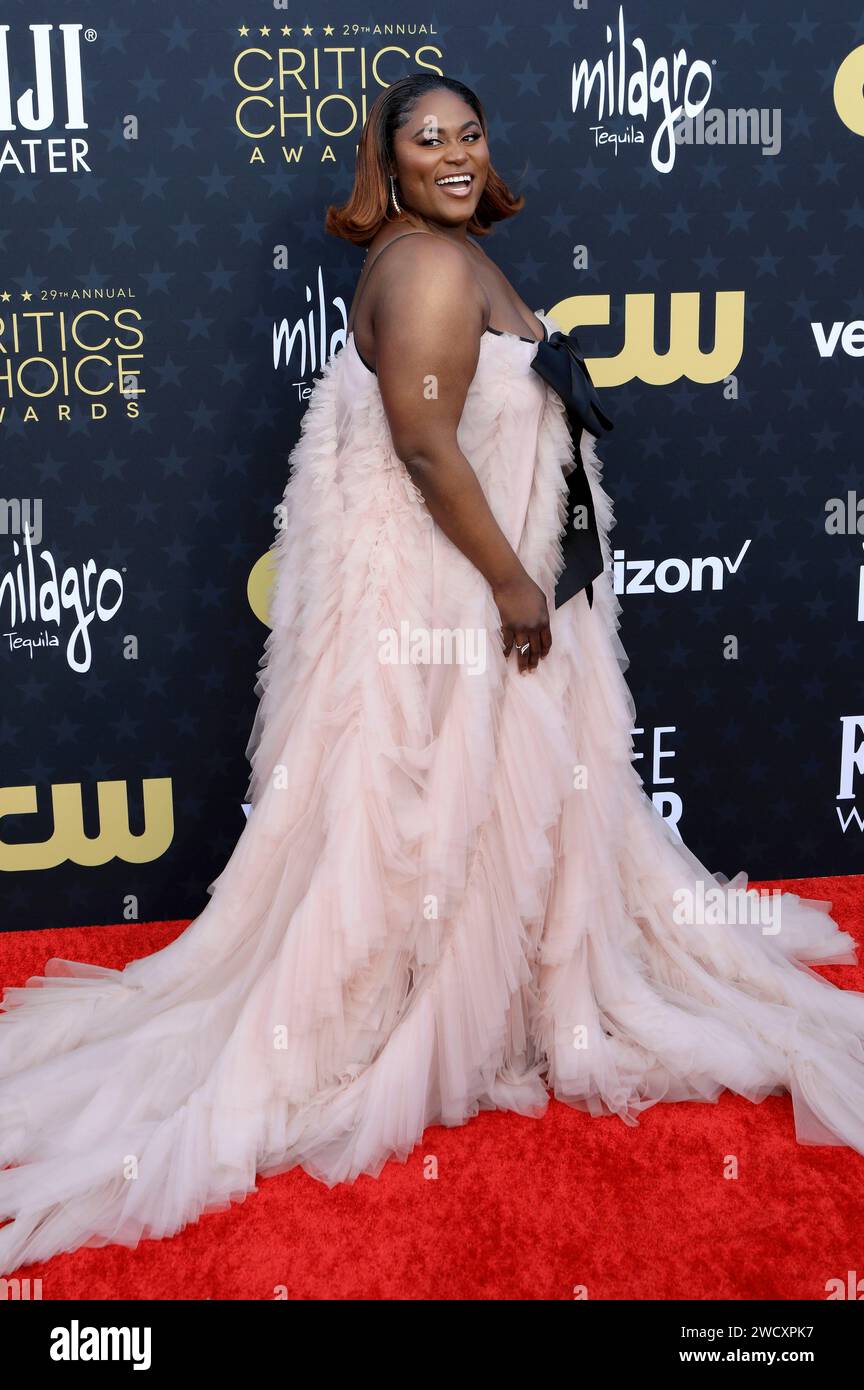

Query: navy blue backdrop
<box><xmin>1</xmin><ymin>0</ymin><xmax>862</xmax><ymax>932</ymax></box>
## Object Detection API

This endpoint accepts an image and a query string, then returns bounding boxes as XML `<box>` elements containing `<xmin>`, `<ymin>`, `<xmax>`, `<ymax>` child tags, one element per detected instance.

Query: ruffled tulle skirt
<box><xmin>1</xmin><ymin>324</ymin><xmax>863</xmax><ymax>1275</ymax></box>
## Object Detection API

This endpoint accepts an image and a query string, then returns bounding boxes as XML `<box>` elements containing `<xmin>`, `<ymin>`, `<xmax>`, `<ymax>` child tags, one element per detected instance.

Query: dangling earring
<box><xmin>389</xmin><ymin>173</ymin><xmax>402</xmax><ymax>215</ymax></box>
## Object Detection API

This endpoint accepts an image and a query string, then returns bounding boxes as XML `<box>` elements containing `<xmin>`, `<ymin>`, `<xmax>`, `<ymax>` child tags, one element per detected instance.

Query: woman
<box><xmin>2</xmin><ymin>73</ymin><xmax>864</xmax><ymax>1276</ymax></box>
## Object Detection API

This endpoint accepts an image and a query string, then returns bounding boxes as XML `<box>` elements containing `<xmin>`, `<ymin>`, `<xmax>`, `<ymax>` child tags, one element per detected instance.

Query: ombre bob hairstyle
<box><xmin>325</xmin><ymin>72</ymin><xmax>525</xmax><ymax>246</ymax></box>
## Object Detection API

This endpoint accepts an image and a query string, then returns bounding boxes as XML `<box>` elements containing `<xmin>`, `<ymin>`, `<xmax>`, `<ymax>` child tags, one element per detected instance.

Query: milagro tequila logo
<box><xmin>274</xmin><ymin>265</ymin><xmax>349</xmax><ymax>385</ymax></box>
<box><xmin>0</xmin><ymin>21</ymin><xmax>93</xmax><ymax>175</ymax></box>
<box><xmin>573</xmin><ymin>3</ymin><xmax>713</xmax><ymax>173</ymax></box>
<box><xmin>0</xmin><ymin>526</ymin><xmax>123</xmax><ymax>672</ymax></box>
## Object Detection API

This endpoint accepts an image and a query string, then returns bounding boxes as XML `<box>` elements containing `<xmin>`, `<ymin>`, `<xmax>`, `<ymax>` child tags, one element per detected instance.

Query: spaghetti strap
<box><xmin>348</xmin><ymin>230</ymin><xmax>435</xmax><ymax>332</ymax></box>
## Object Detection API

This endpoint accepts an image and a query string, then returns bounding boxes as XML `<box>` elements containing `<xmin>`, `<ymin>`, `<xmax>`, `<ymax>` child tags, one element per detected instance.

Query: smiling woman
<box><xmin>3</xmin><ymin>70</ymin><xmax>864</xmax><ymax>1283</ymax></box>
<box><xmin>325</xmin><ymin>72</ymin><xmax>523</xmax><ymax>245</ymax></box>
<box><xmin>330</xmin><ymin>76</ymin><xmax>549</xmax><ymax>368</ymax></box>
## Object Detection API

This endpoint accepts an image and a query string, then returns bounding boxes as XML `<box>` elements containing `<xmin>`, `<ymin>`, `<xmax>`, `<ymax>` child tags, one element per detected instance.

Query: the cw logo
<box><xmin>550</xmin><ymin>291</ymin><xmax>745</xmax><ymax>387</ymax></box>
<box><xmin>248</xmin><ymin>550</ymin><xmax>277</xmax><ymax>626</ymax></box>
<box><xmin>834</xmin><ymin>46</ymin><xmax>864</xmax><ymax>136</ymax></box>
<box><xmin>0</xmin><ymin>779</ymin><xmax>173</xmax><ymax>871</ymax></box>
<box><xmin>246</xmin><ymin>290</ymin><xmax>747</xmax><ymax>623</ymax></box>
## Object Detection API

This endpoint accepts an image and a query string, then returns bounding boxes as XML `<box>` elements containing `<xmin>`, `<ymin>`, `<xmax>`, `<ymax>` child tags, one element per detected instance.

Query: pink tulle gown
<box><xmin>2</xmin><ymin>307</ymin><xmax>864</xmax><ymax>1276</ymax></box>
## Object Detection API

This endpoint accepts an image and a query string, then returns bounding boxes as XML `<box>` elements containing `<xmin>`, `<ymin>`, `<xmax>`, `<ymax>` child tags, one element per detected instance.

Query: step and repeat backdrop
<box><xmin>1</xmin><ymin>1</ymin><xmax>862</xmax><ymax>932</ymax></box>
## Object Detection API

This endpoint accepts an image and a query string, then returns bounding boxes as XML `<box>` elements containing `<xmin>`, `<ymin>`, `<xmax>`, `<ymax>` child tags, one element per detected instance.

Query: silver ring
<box><xmin>517</xmin><ymin>642</ymin><xmax>530</xmax><ymax>655</ymax></box>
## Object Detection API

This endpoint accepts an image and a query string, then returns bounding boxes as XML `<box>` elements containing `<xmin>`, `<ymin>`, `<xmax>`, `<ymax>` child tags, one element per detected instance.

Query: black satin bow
<box><xmin>530</xmin><ymin>327</ymin><xmax>613</xmax><ymax>610</ymax></box>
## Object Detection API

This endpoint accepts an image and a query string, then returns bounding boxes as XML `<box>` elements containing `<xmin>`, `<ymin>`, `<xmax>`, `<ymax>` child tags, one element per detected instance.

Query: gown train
<box><xmin>2</xmin><ymin>312</ymin><xmax>863</xmax><ymax>1274</ymax></box>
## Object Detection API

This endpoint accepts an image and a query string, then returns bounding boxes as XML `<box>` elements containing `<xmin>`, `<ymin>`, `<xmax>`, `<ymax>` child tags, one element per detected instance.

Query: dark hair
<box><xmin>325</xmin><ymin>72</ymin><xmax>525</xmax><ymax>245</ymax></box>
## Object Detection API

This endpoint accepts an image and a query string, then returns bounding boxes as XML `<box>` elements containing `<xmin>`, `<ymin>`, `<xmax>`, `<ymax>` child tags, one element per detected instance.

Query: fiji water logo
<box><xmin>0</xmin><ymin>22</ymin><xmax>89</xmax><ymax>129</ymax></box>
<box><xmin>0</xmin><ymin>22</ymin><xmax>94</xmax><ymax>173</ymax></box>
<box><xmin>572</xmin><ymin>3</ymin><xmax>713</xmax><ymax>173</ymax></box>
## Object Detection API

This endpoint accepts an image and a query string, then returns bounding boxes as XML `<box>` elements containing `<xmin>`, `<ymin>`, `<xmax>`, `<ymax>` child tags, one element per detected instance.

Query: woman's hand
<box><xmin>493</xmin><ymin>571</ymin><xmax>552</xmax><ymax>673</ymax></box>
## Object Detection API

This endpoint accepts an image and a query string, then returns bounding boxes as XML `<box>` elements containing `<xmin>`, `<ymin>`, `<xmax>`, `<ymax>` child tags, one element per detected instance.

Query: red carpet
<box><xmin>2</xmin><ymin>875</ymin><xmax>863</xmax><ymax>1300</ymax></box>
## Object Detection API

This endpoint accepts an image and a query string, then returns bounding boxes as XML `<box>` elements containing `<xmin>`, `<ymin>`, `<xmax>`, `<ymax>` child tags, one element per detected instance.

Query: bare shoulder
<box><xmin>370</xmin><ymin>233</ymin><xmax>485</xmax><ymax>340</ymax></box>
<box><xmin>371</xmin><ymin>234</ymin><xmax>487</xmax><ymax>460</ymax></box>
<box><xmin>370</xmin><ymin>229</ymin><xmax>477</xmax><ymax>288</ymax></box>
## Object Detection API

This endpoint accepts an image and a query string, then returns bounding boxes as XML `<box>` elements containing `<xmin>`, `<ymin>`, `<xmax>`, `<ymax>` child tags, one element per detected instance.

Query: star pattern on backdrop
<box><xmin>1</xmin><ymin>0</ymin><xmax>862</xmax><ymax>928</ymax></box>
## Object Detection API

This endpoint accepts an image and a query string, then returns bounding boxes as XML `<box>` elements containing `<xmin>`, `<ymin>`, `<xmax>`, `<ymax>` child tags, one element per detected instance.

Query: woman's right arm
<box><xmin>371</xmin><ymin>237</ymin><xmax>551</xmax><ymax>673</ymax></box>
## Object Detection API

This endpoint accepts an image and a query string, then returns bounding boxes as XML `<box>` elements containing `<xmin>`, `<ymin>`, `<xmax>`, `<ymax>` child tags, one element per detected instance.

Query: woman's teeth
<box><xmin>435</xmin><ymin>175</ymin><xmax>473</xmax><ymax>197</ymax></box>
